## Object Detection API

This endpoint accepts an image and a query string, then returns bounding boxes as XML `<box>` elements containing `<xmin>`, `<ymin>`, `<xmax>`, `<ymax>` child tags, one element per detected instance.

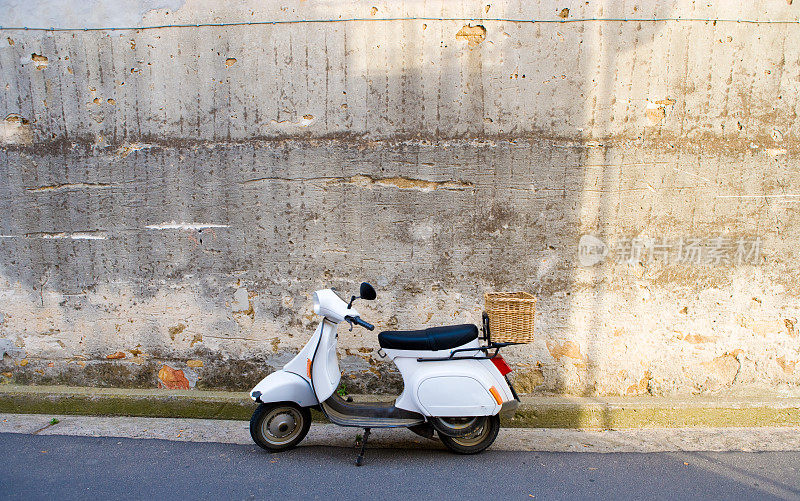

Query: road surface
<box><xmin>1</xmin><ymin>433</ymin><xmax>799</xmax><ymax>500</ymax></box>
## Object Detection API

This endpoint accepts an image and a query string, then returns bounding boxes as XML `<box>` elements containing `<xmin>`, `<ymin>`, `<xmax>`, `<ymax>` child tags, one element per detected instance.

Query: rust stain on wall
<box><xmin>455</xmin><ymin>24</ymin><xmax>486</xmax><ymax>48</ymax></box>
<box><xmin>26</xmin><ymin>182</ymin><xmax>111</xmax><ymax>193</ymax></box>
<box><xmin>626</xmin><ymin>370</ymin><xmax>653</xmax><ymax>395</ymax></box>
<box><xmin>785</xmin><ymin>318</ymin><xmax>797</xmax><ymax>337</ymax></box>
<box><xmin>158</xmin><ymin>365</ymin><xmax>191</xmax><ymax>389</ymax></box>
<box><xmin>116</xmin><ymin>142</ymin><xmax>153</xmax><ymax>158</ymax></box>
<box><xmin>168</xmin><ymin>323</ymin><xmax>186</xmax><ymax>341</ymax></box>
<box><xmin>338</xmin><ymin>175</ymin><xmax>473</xmax><ymax>192</ymax></box>
<box><xmin>646</xmin><ymin>99</ymin><xmax>675</xmax><ymax>125</ymax></box>
<box><xmin>31</xmin><ymin>53</ymin><xmax>48</xmax><ymax>70</ymax></box>
<box><xmin>681</xmin><ymin>333</ymin><xmax>716</xmax><ymax>344</ymax></box>
<box><xmin>546</xmin><ymin>340</ymin><xmax>585</xmax><ymax>362</ymax></box>
<box><xmin>777</xmin><ymin>356</ymin><xmax>796</xmax><ymax>374</ymax></box>
<box><xmin>702</xmin><ymin>351</ymin><xmax>743</xmax><ymax>389</ymax></box>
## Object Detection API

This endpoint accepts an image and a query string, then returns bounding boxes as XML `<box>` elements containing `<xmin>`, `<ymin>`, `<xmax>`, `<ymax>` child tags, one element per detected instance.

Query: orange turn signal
<box><xmin>307</xmin><ymin>358</ymin><xmax>312</xmax><ymax>379</ymax></box>
<box><xmin>489</xmin><ymin>386</ymin><xmax>503</xmax><ymax>405</ymax></box>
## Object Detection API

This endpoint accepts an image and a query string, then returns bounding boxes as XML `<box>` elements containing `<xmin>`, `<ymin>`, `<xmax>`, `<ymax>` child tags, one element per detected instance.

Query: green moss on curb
<box><xmin>0</xmin><ymin>391</ymin><xmax>254</xmax><ymax>420</ymax></box>
<box><xmin>501</xmin><ymin>406</ymin><xmax>800</xmax><ymax>428</ymax></box>
<box><xmin>2</xmin><ymin>385</ymin><xmax>799</xmax><ymax>428</ymax></box>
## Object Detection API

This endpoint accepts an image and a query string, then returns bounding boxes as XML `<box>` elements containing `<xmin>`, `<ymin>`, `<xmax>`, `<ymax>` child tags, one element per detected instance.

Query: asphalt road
<box><xmin>1</xmin><ymin>433</ymin><xmax>799</xmax><ymax>500</ymax></box>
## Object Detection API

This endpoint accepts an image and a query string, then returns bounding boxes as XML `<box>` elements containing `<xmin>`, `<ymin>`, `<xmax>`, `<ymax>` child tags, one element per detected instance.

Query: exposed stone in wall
<box><xmin>455</xmin><ymin>25</ymin><xmax>487</xmax><ymax>48</ymax></box>
<box><xmin>1</xmin><ymin>114</ymin><xmax>32</xmax><ymax>145</ymax></box>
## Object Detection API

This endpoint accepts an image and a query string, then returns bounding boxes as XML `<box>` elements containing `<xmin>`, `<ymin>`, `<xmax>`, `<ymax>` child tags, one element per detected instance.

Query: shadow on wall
<box><xmin>0</xmin><ymin>1</ymin><xmax>677</xmax><ymax>393</ymax></box>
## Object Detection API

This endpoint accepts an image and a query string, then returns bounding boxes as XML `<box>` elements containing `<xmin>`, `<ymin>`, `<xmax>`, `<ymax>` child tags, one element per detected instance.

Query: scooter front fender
<box><xmin>249</xmin><ymin>370</ymin><xmax>318</xmax><ymax>407</ymax></box>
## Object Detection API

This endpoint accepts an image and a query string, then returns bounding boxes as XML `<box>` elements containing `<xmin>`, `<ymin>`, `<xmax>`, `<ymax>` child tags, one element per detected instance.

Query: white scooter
<box><xmin>248</xmin><ymin>282</ymin><xmax>521</xmax><ymax>464</ymax></box>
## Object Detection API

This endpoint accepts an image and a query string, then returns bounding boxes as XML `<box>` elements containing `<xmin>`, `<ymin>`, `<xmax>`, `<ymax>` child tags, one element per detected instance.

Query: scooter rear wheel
<box><xmin>250</xmin><ymin>402</ymin><xmax>312</xmax><ymax>452</ymax></box>
<box><xmin>438</xmin><ymin>414</ymin><xmax>500</xmax><ymax>454</ymax></box>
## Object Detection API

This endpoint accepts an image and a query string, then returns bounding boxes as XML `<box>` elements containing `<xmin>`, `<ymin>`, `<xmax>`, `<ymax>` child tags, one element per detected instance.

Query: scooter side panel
<box><xmin>417</xmin><ymin>375</ymin><xmax>497</xmax><ymax>416</ymax></box>
<box><xmin>391</xmin><ymin>354</ymin><xmax>502</xmax><ymax>417</ymax></box>
<box><xmin>250</xmin><ymin>369</ymin><xmax>318</xmax><ymax>407</ymax></box>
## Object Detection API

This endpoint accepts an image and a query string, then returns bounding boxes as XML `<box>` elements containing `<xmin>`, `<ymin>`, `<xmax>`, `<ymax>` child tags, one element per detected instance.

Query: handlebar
<box><xmin>345</xmin><ymin>315</ymin><xmax>374</xmax><ymax>331</ymax></box>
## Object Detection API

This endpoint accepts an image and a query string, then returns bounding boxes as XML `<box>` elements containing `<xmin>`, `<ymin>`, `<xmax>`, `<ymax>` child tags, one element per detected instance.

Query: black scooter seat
<box><xmin>377</xmin><ymin>324</ymin><xmax>479</xmax><ymax>351</ymax></box>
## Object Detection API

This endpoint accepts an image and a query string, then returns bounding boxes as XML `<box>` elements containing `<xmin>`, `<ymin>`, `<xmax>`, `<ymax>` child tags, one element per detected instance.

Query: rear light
<box><xmin>491</xmin><ymin>355</ymin><xmax>512</xmax><ymax>376</ymax></box>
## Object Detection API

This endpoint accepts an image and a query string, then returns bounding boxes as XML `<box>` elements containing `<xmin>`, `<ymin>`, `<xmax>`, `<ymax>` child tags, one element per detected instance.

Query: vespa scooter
<box><xmin>248</xmin><ymin>282</ymin><xmax>521</xmax><ymax>464</ymax></box>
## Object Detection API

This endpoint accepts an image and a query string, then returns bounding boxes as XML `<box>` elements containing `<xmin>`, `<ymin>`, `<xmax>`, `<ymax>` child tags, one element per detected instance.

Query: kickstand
<box><xmin>355</xmin><ymin>427</ymin><xmax>371</xmax><ymax>466</ymax></box>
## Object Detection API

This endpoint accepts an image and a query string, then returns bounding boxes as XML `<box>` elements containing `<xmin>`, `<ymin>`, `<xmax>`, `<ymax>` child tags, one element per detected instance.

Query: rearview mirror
<box><xmin>360</xmin><ymin>282</ymin><xmax>376</xmax><ymax>301</ymax></box>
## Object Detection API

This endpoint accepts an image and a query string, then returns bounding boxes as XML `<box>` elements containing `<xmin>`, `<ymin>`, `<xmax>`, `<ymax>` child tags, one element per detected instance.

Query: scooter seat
<box><xmin>377</xmin><ymin>324</ymin><xmax>478</xmax><ymax>351</ymax></box>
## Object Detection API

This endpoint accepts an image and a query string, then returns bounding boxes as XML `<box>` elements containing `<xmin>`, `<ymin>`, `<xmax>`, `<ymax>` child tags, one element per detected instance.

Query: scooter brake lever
<box><xmin>346</xmin><ymin>318</ymin><xmax>354</xmax><ymax>332</ymax></box>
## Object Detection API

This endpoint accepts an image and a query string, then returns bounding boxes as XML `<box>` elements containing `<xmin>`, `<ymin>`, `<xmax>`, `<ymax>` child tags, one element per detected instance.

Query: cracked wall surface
<box><xmin>0</xmin><ymin>0</ymin><xmax>799</xmax><ymax>396</ymax></box>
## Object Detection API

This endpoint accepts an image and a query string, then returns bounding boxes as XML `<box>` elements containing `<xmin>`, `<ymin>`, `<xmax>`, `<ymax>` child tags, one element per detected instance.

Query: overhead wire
<box><xmin>1</xmin><ymin>15</ymin><xmax>798</xmax><ymax>32</ymax></box>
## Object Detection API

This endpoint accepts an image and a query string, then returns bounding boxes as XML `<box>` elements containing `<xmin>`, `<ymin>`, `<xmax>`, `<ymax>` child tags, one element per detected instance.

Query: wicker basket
<box><xmin>484</xmin><ymin>291</ymin><xmax>537</xmax><ymax>343</ymax></box>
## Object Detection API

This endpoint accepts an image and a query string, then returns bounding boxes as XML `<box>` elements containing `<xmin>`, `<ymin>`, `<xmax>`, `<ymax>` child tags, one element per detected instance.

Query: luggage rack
<box><xmin>416</xmin><ymin>312</ymin><xmax>523</xmax><ymax>362</ymax></box>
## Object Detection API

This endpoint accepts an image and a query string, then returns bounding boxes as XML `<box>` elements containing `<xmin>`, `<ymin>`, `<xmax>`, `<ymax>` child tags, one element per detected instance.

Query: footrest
<box><xmin>321</xmin><ymin>393</ymin><xmax>425</xmax><ymax>428</ymax></box>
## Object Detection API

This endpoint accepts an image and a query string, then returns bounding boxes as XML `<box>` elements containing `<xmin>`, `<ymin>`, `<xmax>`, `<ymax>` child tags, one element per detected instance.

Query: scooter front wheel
<box><xmin>250</xmin><ymin>402</ymin><xmax>312</xmax><ymax>452</ymax></box>
<box><xmin>438</xmin><ymin>414</ymin><xmax>500</xmax><ymax>454</ymax></box>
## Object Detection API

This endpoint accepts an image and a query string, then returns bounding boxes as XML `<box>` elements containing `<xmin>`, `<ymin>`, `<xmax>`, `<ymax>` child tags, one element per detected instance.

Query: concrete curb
<box><xmin>4</xmin><ymin>414</ymin><xmax>800</xmax><ymax>452</ymax></box>
<box><xmin>1</xmin><ymin>385</ymin><xmax>799</xmax><ymax>428</ymax></box>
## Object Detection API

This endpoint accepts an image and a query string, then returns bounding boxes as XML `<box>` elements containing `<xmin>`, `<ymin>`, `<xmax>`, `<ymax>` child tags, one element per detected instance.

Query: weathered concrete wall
<box><xmin>1</xmin><ymin>0</ymin><xmax>799</xmax><ymax>396</ymax></box>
